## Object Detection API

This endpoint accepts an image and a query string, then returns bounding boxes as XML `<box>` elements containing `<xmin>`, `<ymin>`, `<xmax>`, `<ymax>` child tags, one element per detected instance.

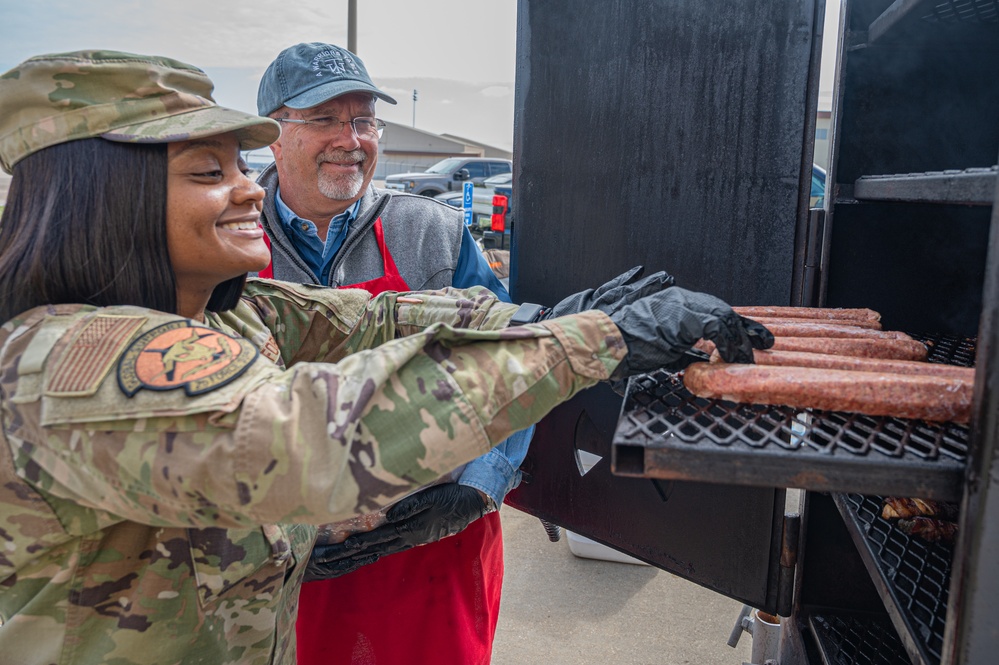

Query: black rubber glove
<box><xmin>608</xmin><ymin>286</ymin><xmax>774</xmax><ymax>378</ymax></box>
<box><xmin>303</xmin><ymin>544</ymin><xmax>381</xmax><ymax>583</ymax></box>
<box><xmin>302</xmin><ymin>483</ymin><xmax>489</xmax><ymax>582</ymax></box>
<box><xmin>544</xmin><ymin>266</ymin><xmax>675</xmax><ymax>320</ymax></box>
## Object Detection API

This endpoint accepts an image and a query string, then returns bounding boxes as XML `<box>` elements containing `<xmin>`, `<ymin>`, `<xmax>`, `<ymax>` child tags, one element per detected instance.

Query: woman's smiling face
<box><xmin>166</xmin><ymin>133</ymin><xmax>270</xmax><ymax>317</ymax></box>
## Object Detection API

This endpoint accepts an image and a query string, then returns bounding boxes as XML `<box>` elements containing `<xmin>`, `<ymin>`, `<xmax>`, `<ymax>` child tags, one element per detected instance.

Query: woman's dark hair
<box><xmin>0</xmin><ymin>138</ymin><xmax>243</xmax><ymax>321</ymax></box>
<box><xmin>207</xmin><ymin>275</ymin><xmax>246</xmax><ymax>312</ymax></box>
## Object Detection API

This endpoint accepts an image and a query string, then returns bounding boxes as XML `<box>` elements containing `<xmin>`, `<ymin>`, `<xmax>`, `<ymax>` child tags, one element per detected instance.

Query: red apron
<box><xmin>258</xmin><ymin>232</ymin><xmax>274</xmax><ymax>279</ymax></box>
<box><xmin>287</xmin><ymin>217</ymin><xmax>505</xmax><ymax>665</ymax></box>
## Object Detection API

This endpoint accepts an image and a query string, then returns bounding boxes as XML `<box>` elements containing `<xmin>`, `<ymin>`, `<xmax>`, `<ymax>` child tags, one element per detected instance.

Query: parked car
<box><xmin>435</xmin><ymin>172</ymin><xmax>512</xmax><ymax>229</ymax></box>
<box><xmin>384</xmin><ymin>157</ymin><xmax>511</xmax><ymax>197</ymax></box>
<box><xmin>242</xmin><ymin>149</ymin><xmax>275</xmax><ymax>178</ymax></box>
<box><xmin>811</xmin><ymin>164</ymin><xmax>826</xmax><ymax>208</ymax></box>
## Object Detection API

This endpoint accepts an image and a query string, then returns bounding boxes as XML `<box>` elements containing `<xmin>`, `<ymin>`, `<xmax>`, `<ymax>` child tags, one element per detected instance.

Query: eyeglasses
<box><xmin>276</xmin><ymin>116</ymin><xmax>386</xmax><ymax>140</ymax></box>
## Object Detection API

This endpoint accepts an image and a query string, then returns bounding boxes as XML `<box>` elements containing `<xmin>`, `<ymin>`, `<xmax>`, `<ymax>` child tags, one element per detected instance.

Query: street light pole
<box><xmin>347</xmin><ymin>0</ymin><xmax>357</xmax><ymax>54</ymax></box>
<box><xmin>412</xmin><ymin>89</ymin><xmax>418</xmax><ymax>128</ymax></box>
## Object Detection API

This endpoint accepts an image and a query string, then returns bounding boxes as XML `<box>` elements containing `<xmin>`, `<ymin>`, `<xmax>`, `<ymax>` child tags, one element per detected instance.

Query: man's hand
<box><xmin>608</xmin><ymin>287</ymin><xmax>774</xmax><ymax>378</ymax></box>
<box><xmin>302</xmin><ymin>483</ymin><xmax>490</xmax><ymax>582</ymax></box>
<box><xmin>545</xmin><ymin>266</ymin><xmax>675</xmax><ymax>319</ymax></box>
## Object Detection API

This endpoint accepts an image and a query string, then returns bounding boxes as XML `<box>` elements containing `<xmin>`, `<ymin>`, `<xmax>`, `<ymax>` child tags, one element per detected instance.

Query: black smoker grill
<box><xmin>506</xmin><ymin>1</ymin><xmax>999</xmax><ymax>663</ymax></box>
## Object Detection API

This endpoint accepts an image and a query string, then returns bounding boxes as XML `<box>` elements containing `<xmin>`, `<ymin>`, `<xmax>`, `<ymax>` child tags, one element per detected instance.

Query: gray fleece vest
<box><xmin>257</xmin><ymin>164</ymin><xmax>464</xmax><ymax>290</ymax></box>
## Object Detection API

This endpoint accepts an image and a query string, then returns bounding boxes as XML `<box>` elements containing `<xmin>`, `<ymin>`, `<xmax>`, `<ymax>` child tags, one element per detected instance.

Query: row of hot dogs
<box><xmin>684</xmin><ymin>306</ymin><xmax>974</xmax><ymax>424</ymax></box>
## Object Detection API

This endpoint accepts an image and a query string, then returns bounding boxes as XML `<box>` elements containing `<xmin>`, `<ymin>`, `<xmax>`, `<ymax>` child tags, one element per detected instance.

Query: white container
<box><xmin>750</xmin><ymin>609</ymin><xmax>781</xmax><ymax>664</ymax></box>
<box><xmin>565</xmin><ymin>530</ymin><xmax>650</xmax><ymax>565</ymax></box>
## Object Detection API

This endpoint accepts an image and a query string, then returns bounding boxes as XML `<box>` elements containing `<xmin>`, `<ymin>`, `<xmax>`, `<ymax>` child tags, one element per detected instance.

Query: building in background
<box><xmin>376</xmin><ymin>121</ymin><xmax>512</xmax><ymax>180</ymax></box>
<box><xmin>242</xmin><ymin>120</ymin><xmax>512</xmax><ymax>182</ymax></box>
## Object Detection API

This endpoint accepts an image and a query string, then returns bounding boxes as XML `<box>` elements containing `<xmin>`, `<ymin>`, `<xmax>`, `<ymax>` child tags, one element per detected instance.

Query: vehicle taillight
<box><xmin>491</xmin><ymin>194</ymin><xmax>508</xmax><ymax>232</ymax></box>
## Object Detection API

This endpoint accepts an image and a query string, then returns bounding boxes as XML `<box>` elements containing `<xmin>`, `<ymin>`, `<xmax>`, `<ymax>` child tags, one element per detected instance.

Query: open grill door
<box><xmin>506</xmin><ymin>0</ymin><xmax>823</xmax><ymax>612</ymax></box>
<box><xmin>505</xmin><ymin>382</ymin><xmax>789</xmax><ymax>612</ymax></box>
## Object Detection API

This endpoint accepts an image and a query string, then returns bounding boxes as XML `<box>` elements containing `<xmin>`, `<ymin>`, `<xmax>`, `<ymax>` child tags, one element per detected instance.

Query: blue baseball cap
<box><xmin>257</xmin><ymin>42</ymin><xmax>397</xmax><ymax>116</ymax></box>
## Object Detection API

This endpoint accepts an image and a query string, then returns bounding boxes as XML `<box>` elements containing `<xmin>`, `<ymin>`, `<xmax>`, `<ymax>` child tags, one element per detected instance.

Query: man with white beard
<box><xmin>255</xmin><ymin>42</ymin><xmax>530</xmax><ymax>665</ymax></box>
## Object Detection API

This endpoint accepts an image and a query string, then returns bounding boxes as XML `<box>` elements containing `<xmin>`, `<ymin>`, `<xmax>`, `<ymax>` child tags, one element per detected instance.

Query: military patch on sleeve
<box><xmin>259</xmin><ymin>335</ymin><xmax>282</xmax><ymax>365</ymax></box>
<box><xmin>45</xmin><ymin>315</ymin><xmax>148</xmax><ymax>396</ymax></box>
<box><xmin>117</xmin><ymin>321</ymin><xmax>258</xmax><ymax>397</ymax></box>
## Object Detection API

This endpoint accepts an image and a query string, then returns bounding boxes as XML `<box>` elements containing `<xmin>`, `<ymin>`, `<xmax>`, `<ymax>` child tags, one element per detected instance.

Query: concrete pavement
<box><xmin>493</xmin><ymin>507</ymin><xmax>753</xmax><ymax>665</ymax></box>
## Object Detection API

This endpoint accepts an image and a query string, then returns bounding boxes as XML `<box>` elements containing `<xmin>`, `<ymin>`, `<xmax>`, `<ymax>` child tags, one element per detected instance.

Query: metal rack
<box><xmin>810</xmin><ymin>613</ymin><xmax>911</xmax><ymax>665</ymax></box>
<box><xmin>852</xmin><ymin>168</ymin><xmax>997</xmax><ymax>206</ymax></box>
<box><xmin>833</xmin><ymin>494</ymin><xmax>956</xmax><ymax>665</ymax></box>
<box><xmin>612</xmin><ymin>334</ymin><xmax>975</xmax><ymax>501</ymax></box>
<box><xmin>868</xmin><ymin>0</ymin><xmax>998</xmax><ymax>44</ymax></box>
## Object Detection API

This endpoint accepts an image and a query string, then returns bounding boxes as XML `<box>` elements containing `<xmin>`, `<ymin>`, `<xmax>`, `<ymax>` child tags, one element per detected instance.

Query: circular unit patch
<box><xmin>118</xmin><ymin>321</ymin><xmax>258</xmax><ymax>397</ymax></box>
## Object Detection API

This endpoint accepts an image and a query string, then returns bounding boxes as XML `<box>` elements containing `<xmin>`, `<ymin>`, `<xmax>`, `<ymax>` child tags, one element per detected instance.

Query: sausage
<box><xmin>696</xmin><ymin>337</ymin><xmax>929</xmax><ymax>360</ymax></box>
<box><xmin>770</xmin><ymin>337</ymin><xmax>929</xmax><ymax>361</ymax></box>
<box><xmin>758</xmin><ymin>322</ymin><xmax>911</xmax><ymax>340</ymax></box>
<box><xmin>734</xmin><ymin>306</ymin><xmax>881</xmax><ymax>322</ymax></box>
<box><xmin>682</xmin><ymin>362</ymin><xmax>972</xmax><ymax>423</ymax></box>
<box><xmin>736</xmin><ymin>349</ymin><xmax>971</xmax><ymax>379</ymax></box>
<box><xmin>752</xmin><ymin>316</ymin><xmax>883</xmax><ymax>330</ymax></box>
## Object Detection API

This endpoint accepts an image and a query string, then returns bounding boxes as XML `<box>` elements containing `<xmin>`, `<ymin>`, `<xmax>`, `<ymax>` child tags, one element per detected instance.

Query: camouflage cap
<box><xmin>0</xmin><ymin>50</ymin><xmax>280</xmax><ymax>174</ymax></box>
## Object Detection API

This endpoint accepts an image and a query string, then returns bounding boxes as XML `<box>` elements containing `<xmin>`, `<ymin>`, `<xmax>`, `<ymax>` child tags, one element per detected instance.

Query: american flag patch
<box><xmin>46</xmin><ymin>315</ymin><xmax>147</xmax><ymax>396</ymax></box>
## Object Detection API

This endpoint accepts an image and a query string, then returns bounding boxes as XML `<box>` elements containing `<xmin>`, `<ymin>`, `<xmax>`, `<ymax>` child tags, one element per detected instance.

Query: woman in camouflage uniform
<box><xmin>0</xmin><ymin>51</ymin><xmax>770</xmax><ymax>665</ymax></box>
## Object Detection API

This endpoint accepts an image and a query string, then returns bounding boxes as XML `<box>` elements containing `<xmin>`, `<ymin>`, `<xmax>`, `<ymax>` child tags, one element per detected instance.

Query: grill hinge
<box><xmin>799</xmin><ymin>208</ymin><xmax>825</xmax><ymax>307</ymax></box>
<box><xmin>777</xmin><ymin>512</ymin><xmax>801</xmax><ymax>617</ymax></box>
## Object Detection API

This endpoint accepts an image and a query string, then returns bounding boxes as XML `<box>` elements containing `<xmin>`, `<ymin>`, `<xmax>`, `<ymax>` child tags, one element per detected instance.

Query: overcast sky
<box><xmin>1</xmin><ymin>0</ymin><xmax>840</xmax><ymax>153</ymax></box>
<box><xmin>0</xmin><ymin>0</ymin><xmax>518</xmax><ymax>150</ymax></box>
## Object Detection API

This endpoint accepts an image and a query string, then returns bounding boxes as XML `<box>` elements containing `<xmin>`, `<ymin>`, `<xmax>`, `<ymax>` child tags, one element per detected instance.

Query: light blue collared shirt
<box><xmin>274</xmin><ymin>188</ymin><xmax>359</xmax><ymax>281</ymax></box>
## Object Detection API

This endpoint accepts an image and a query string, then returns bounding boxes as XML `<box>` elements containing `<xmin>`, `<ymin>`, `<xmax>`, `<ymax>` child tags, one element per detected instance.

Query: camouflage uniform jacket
<box><xmin>0</xmin><ymin>280</ymin><xmax>625</xmax><ymax>665</ymax></box>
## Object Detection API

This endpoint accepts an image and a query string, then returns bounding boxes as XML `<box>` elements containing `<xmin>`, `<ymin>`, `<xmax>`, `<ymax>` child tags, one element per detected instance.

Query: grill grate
<box><xmin>621</xmin><ymin>373</ymin><xmax>970</xmax><ymax>460</ymax></box>
<box><xmin>612</xmin><ymin>335</ymin><xmax>974</xmax><ymax>500</ymax></box>
<box><xmin>810</xmin><ymin>614</ymin><xmax>911</xmax><ymax>665</ymax></box>
<box><xmin>922</xmin><ymin>0</ymin><xmax>999</xmax><ymax>23</ymax></box>
<box><xmin>835</xmin><ymin>493</ymin><xmax>954</xmax><ymax>665</ymax></box>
